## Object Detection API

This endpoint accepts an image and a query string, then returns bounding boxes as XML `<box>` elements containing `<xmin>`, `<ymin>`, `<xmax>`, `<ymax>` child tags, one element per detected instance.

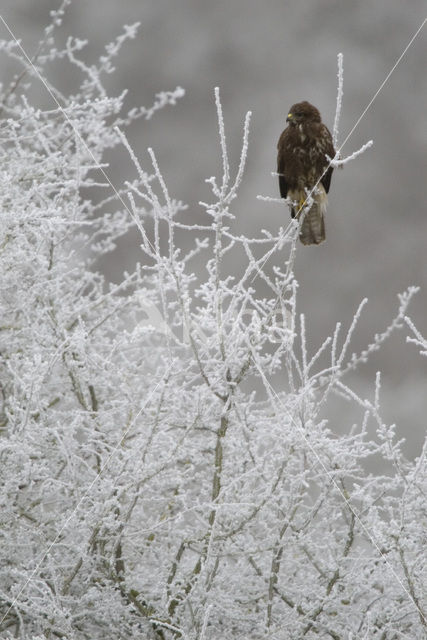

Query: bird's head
<box><xmin>286</xmin><ymin>101</ymin><xmax>321</xmax><ymax>127</ymax></box>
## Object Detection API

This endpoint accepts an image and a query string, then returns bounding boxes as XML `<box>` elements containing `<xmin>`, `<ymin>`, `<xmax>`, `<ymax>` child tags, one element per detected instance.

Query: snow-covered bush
<box><xmin>0</xmin><ymin>7</ymin><xmax>425</xmax><ymax>639</ymax></box>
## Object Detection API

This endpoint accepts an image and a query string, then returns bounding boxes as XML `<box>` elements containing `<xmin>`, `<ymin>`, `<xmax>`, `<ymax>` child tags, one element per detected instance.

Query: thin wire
<box><xmin>339</xmin><ymin>17</ymin><xmax>427</xmax><ymax>151</ymax></box>
<box><xmin>248</xmin><ymin>342</ymin><xmax>426</xmax><ymax>627</ymax></box>
<box><xmin>271</xmin><ymin>16</ymin><xmax>427</xmax><ymax>255</ymax></box>
<box><xmin>0</xmin><ymin>10</ymin><xmax>425</xmax><ymax>631</ymax></box>
<box><xmin>0</xmin><ymin>367</ymin><xmax>171</xmax><ymax>627</ymax></box>
<box><xmin>247</xmin><ymin>17</ymin><xmax>427</xmax><ymax>614</ymax></box>
<box><xmin>0</xmin><ymin>13</ymin><xmax>173</xmax><ymax>627</ymax></box>
<box><xmin>0</xmin><ymin>14</ymin><xmax>159</xmax><ymax>259</ymax></box>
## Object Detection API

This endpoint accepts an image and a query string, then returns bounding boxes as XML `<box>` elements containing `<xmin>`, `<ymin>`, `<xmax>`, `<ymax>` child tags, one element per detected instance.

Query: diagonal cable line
<box><xmin>0</xmin><ymin>10</ymin><xmax>425</xmax><ymax>633</ymax></box>
<box><xmin>256</xmin><ymin>15</ymin><xmax>426</xmax><ymax>273</ymax></box>
<box><xmin>0</xmin><ymin>14</ymin><xmax>177</xmax><ymax>626</ymax></box>
<box><xmin>302</xmin><ymin>16</ymin><xmax>426</xmax><ymax>219</ymax></box>
<box><xmin>0</xmin><ymin>365</ymin><xmax>172</xmax><ymax>627</ymax></box>
<box><xmin>339</xmin><ymin>16</ymin><xmax>427</xmax><ymax>151</ymax></box>
<box><xmin>0</xmin><ymin>14</ymin><xmax>160</xmax><ymax>257</ymax></box>
<box><xmin>247</xmin><ymin>340</ymin><xmax>426</xmax><ymax>627</ymax></box>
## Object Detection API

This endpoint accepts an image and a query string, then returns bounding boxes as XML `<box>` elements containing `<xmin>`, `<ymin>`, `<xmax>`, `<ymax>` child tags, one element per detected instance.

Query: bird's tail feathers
<box><xmin>290</xmin><ymin>186</ymin><xmax>327</xmax><ymax>245</ymax></box>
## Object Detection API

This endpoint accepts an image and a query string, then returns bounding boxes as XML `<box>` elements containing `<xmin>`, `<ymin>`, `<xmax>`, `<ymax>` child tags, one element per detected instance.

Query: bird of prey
<box><xmin>277</xmin><ymin>101</ymin><xmax>335</xmax><ymax>245</ymax></box>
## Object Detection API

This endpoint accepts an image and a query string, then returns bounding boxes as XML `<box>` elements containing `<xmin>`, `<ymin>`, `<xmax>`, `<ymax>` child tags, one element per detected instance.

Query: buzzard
<box><xmin>277</xmin><ymin>101</ymin><xmax>335</xmax><ymax>245</ymax></box>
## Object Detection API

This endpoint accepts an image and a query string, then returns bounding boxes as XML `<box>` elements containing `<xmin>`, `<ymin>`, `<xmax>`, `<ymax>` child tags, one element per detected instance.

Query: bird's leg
<box><xmin>295</xmin><ymin>196</ymin><xmax>306</xmax><ymax>217</ymax></box>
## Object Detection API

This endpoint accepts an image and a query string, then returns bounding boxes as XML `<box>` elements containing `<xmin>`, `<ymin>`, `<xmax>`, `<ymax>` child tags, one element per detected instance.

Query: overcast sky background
<box><xmin>1</xmin><ymin>0</ymin><xmax>426</xmax><ymax>456</ymax></box>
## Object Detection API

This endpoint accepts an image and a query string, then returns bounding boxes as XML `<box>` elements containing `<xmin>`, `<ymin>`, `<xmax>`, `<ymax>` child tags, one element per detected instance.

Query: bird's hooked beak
<box><xmin>286</xmin><ymin>112</ymin><xmax>295</xmax><ymax>125</ymax></box>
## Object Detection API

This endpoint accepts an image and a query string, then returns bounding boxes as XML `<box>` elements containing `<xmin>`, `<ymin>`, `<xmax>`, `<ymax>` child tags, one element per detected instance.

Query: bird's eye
<box><xmin>295</xmin><ymin>112</ymin><xmax>303</xmax><ymax>117</ymax></box>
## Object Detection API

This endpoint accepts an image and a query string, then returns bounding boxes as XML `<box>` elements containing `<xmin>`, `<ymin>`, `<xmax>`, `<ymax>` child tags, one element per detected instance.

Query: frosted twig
<box><xmin>98</xmin><ymin>22</ymin><xmax>141</xmax><ymax>74</ymax></box>
<box><xmin>1</xmin><ymin>15</ymin><xmax>426</xmax><ymax>636</ymax></box>
<box><xmin>337</xmin><ymin>298</ymin><xmax>368</xmax><ymax>366</ymax></box>
<box><xmin>148</xmin><ymin>147</ymin><xmax>173</xmax><ymax>214</ymax></box>
<box><xmin>66</xmin><ymin>37</ymin><xmax>106</xmax><ymax>97</ymax></box>
<box><xmin>328</xmin><ymin>140</ymin><xmax>373</xmax><ymax>167</ymax></box>
<box><xmin>149</xmin><ymin>618</ymin><xmax>188</xmax><ymax>639</ymax></box>
<box><xmin>227</xmin><ymin>109</ymin><xmax>252</xmax><ymax>201</ymax></box>
<box><xmin>257</xmin><ymin>194</ymin><xmax>292</xmax><ymax>206</ymax></box>
<box><xmin>404</xmin><ymin>316</ymin><xmax>425</xmax><ymax>344</ymax></box>
<box><xmin>333</xmin><ymin>52</ymin><xmax>344</xmax><ymax>148</ymax></box>
<box><xmin>404</xmin><ymin>315</ymin><xmax>427</xmax><ymax>357</ymax></box>
<box><xmin>115</xmin><ymin>86</ymin><xmax>185</xmax><ymax>125</ymax></box>
<box><xmin>214</xmin><ymin>86</ymin><xmax>230</xmax><ymax>196</ymax></box>
<box><xmin>341</xmin><ymin>287</ymin><xmax>419</xmax><ymax>374</ymax></box>
<box><xmin>199</xmin><ymin>604</ymin><xmax>213</xmax><ymax>640</ymax></box>
<box><xmin>300</xmin><ymin>314</ymin><xmax>308</xmax><ymax>381</ymax></box>
<box><xmin>247</xmin><ymin>336</ymin><xmax>423</xmax><ymax>626</ymax></box>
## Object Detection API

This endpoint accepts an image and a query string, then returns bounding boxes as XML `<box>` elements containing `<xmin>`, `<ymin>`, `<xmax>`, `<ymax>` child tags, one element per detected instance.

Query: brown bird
<box><xmin>277</xmin><ymin>101</ymin><xmax>335</xmax><ymax>245</ymax></box>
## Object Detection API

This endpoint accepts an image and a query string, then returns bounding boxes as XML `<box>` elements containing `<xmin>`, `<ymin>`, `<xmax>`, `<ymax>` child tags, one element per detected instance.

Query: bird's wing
<box><xmin>277</xmin><ymin>131</ymin><xmax>289</xmax><ymax>199</ymax></box>
<box><xmin>319</xmin><ymin>124</ymin><xmax>335</xmax><ymax>194</ymax></box>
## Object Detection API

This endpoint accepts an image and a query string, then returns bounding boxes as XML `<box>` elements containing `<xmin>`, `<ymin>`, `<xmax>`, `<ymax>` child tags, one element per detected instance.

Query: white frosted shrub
<box><xmin>0</xmin><ymin>9</ymin><xmax>425</xmax><ymax>640</ymax></box>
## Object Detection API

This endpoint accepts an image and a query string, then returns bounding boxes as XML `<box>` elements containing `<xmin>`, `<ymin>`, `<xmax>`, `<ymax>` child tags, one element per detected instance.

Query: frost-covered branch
<box><xmin>328</xmin><ymin>139</ymin><xmax>374</xmax><ymax>167</ymax></box>
<box><xmin>404</xmin><ymin>314</ymin><xmax>427</xmax><ymax>357</ymax></box>
<box><xmin>0</xmin><ymin>11</ymin><xmax>425</xmax><ymax>640</ymax></box>
<box><xmin>332</xmin><ymin>52</ymin><xmax>344</xmax><ymax>148</ymax></box>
